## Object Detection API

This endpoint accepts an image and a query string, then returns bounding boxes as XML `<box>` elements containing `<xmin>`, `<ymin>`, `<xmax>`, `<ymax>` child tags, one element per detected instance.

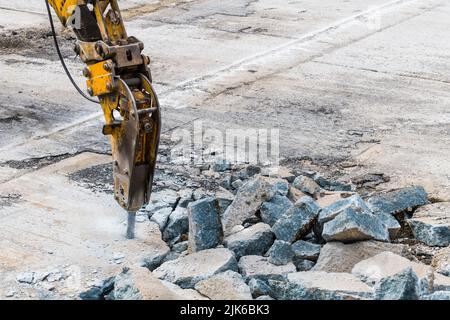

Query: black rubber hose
<box><xmin>44</xmin><ymin>0</ymin><xmax>99</xmax><ymax>104</ymax></box>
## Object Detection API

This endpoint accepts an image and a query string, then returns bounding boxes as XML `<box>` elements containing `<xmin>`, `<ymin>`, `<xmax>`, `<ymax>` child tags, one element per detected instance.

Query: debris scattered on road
<box><xmin>9</xmin><ymin>159</ymin><xmax>449</xmax><ymax>300</ymax></box>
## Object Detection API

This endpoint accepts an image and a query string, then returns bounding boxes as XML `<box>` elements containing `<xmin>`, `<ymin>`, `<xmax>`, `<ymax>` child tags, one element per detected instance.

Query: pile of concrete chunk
<box><xmin>84</xmin><ymin>161</ymin><xmax>450</xmax><ymax>300</ymax></box>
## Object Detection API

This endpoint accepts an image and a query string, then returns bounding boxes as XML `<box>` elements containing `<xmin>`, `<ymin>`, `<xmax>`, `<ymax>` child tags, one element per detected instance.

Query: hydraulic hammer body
<box><xmin>47</xmin><ymin>0</ymin><xmax>161</xmax><ymax>215</ymax></box>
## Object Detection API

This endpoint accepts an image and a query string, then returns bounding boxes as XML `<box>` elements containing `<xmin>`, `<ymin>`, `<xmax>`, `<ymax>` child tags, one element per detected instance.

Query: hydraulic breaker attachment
<box><xmin>47</xmin><ymin>0</ymin><xmax>161</xmax><ymax>234</ymax></box>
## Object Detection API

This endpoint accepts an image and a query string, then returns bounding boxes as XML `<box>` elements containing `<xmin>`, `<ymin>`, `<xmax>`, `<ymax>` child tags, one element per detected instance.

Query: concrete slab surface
<box><xmin>1</xmin><ymin>0</ymin><xmax>450</xmax><ymax>299</ymax></box>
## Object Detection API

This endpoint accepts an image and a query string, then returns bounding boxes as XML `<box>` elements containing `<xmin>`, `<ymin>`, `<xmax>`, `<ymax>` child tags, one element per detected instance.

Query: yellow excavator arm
<box><xmin>47</xmin><ymin>0</ymin><xmax>161</xmax><ymax>237</ymax></box>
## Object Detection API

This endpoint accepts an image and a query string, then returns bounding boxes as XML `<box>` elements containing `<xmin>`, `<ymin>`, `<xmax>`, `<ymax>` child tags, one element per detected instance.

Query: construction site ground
<box><xmin>1</xmin><ymin>0</ymin><xmax>450</xmax><ymax>299</ymax></box>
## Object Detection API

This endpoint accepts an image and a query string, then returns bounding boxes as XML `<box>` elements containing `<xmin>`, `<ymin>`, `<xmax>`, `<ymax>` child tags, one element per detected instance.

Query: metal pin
<box><xmin>126</xmin><ymin>211</ymin><xmax>136</xmax><ymax>239</ymax></box>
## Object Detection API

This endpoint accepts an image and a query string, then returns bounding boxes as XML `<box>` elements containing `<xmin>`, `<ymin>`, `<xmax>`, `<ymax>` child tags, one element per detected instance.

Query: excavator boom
<box><xmin>47</xmin><ymin>0</ymin><xmax>161</xmax><ymax>235</ymax></box>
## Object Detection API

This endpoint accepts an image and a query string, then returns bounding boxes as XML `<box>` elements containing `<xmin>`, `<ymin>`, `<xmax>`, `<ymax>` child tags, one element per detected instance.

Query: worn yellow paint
<box><xmin>48</xmin><ymin>0</ymin><xmax>81</xmax><ymax>25</ymax></box>
<box><xmin>85</xmin><ymin>60</ymin><xmax>115</xmax><ymax>97</ymax></box>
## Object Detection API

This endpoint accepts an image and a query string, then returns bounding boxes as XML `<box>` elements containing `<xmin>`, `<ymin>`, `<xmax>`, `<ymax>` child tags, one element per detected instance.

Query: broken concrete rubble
<box><xmin>421</xmin><ymin>291</ymin><xmax>450</xmax><ymax>300</ymax></box>
<box><xmin>70</xmin><ymin>158</ymin><xmax>450</xmax><ymax>301</ymax></box>
<box><xmin>271</xmin><ymin>271</ymin><xmax>373</xmax><ymax>300</ymax></box>
<box><xmin>314</xmin><ymin>175</ymin><xmax>352</xmax><ymax>192</ymax></box>
<box><xmin>212</xmin><ymin>158</ymin><xmax>231</xmax><ymax>173</ymax></box>
<box><xmin>376</xmin><ymin>211</ymin><xmax>401</xmax><ymax>240</ymax></box>
<box><xmin>221</xmin><ymin>176</ymin><xmax>280</xmax><ymax>235</ymax></box>
<box><xmin>288</xmin><ymin>186</ymin><xmax>308</xmax><ymax>202</ymax></box>
<box><xmin>15</xmin><ymin>152</ymin><xmax>445</xmax><ymax>301</ymax></box>
<box><xmin>223</xmin><ymin>222</ymin><xmax>274</xmax><ymax>259</ymax></box>
<box><xmin>272</xmin><ymin>180</ymin><xmax>289</xmax><ymax>196</ymax></box>
<box><xmin>292</xmin><ymin>240</ymin><xmax>322</xmax><ymax>262</ymax></box>
<box><xmin>79</xmin><ymin>277</ymin><xmax>115</xmax><ymax>300</ymax></box>
<box><xmin>215</xmin><ymin>187</ymin><xmax>234</xmax><ymax>215</ymax></box>
<box><xmin>367</xmin><ymin>186</ymin><xmax>428</xmax><ymax>216</ymax></box>
<box><xmin>314</xmin><ymin>194</ymin><xmax>393</xmax><ymax>241</ymax></box>
<box><xmin>373</xmin><ymin>267</ymin><xmax>420</xmax><ymax>300</ymax></box>
<box><xmin>267</xmin><ymin>240</ymin><xmax>294</xmax><ymax>266</ymax></box>
<box><xmin>162</xmin><ymin>206</ymin><xmax>189</xmax><ymax>244</ymax></box>
<box><xmin>194</xmin><ymin>270</ymin><xmax>252</xmax><ymax>300</ymax></box>
<box><xmin>351</xmin><ymin>252</ymin><xmax>450</xmax><ymax>294</ymax></box>
<box><xmin>188</xmin><ymin>197</ymin><xmax>223</xmax><ymax>252</ymax></box>
<box><xmin>313</xmin><ymin>241</ymin><xmax>408</xmax><ymax>273</ymax></box>
<box><xmin>293</xmin><ymin>175</ymin><xmax>321</xmax><ymax>196</ymax></box>
<box><xmin>433</xmin><ymin>246</ymin><xmax>450</xmax><ymax>277</ymax></box>
<box><xmin>248</xmin><ymin>278</ymin><xmax>273</xmax><ymax>298</ymax></box>
<box><xmin>293</xmin><ymin>258</ymin><xmax>315</xmax><ymax>271</ymax></box>
<box><xmin>160</xmin><ymin>280</ymin><xmax>209</xmax><ymax>300</ymax></box>
<box><xmin>145</xmin><ymin>189</ymin><xmax>180</xmax><ymax>215</ymax></box>
<box><xmin>150</xmin><ymin>207</ymin><xmax>173</xmax><ymax>230</ymax></box>
<box><xmin>113</xmin><ymin>266</ymin><xmax>180</xmax><ymax>300</ymax></box>
<box><xmin>322</xmin><ymin>208</ymin><xmax>390</xmax><ymax>243</ymax></box>
<box><xmin>260</xmin><ymin>194</ymin><xmax>292</xmax><ymax>226</ymax></box>
<box><xmin>318</xmin><ymin>194</ymin><xmax>372</xmax><ymax>225</ymax></box>
<box><xmin>272</xmin><ymin>196</ymin><xmax>321</xmax><ymax>243</ymax></box>
<box><xmin>408</xmin><ymin>202</ymin><xmax>450</xmax><ymax>247</ymax></box>
<box><xmin>177</xmin><ymin>189</ymin><xmax>193</xmax><ymax>208</ymax></box>
<box><xmin>238</xmin><ymin>255</ymin><xmax>296</xmax><ymax>281</ymax></box>
<box><xmin>153</xmin><ymin>248</ymin><xmax>238</xmax><ymax>289</ymax></box>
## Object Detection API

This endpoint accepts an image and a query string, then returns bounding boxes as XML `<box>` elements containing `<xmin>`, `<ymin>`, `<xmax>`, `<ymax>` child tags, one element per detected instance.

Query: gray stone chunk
<box><xmin>407</xmin><ymin>203</ymin><xmax>450</xmax><ymax>247</ymax></box>
<box><xmin>222</xmin><ymin>176</ymin><xmax>280</xmax><ymax>235</ymax></box>
<box><xmin>377</xmin><ymin>212</ymin><xmax>401</xmax><ymax>239</ymax></box>
<box><xmin>273</xmin><ymin>180</ymin><xmax>289</xmax><ymax>196</ymax></box>
<box><xmin>293</xmin><ymin>258</ymin><xmax>315</xmax><ymax>271</ymax></box>
<box><xmin>260</xmin><ymin>195</ymin><xmax>293</xmax><ymax>226</ymax></box>
<box><xmin>272</xmin><ymin>196</ymin><xmax>321</xmax><ymax>243</ymax></box>
<box><xmin>293</xmin><ymin>176</ymin><xmax>321</xmax><ymax>195</ymax></box>
<box><xmin>160</xmin><ymin>281</ymin><xmax>209</xmax><ymax>300</ymax></box>
<box><xmin>291</xmin><ymin>240</ymin><xmax>322</xmax><ymax>261</ymax></box>
<box><xmin>79</xmin><ymin>277</ymin><xmax>115</xmax><ymax>300</ymax></box>
<box><xmin>188</xmin><ymin>197</ymin><xmax>223</xmax><ymax>252</ymax></box>
<box><xmin>172</xmin><ymin>241</ymin><xmax>188</xmax><ymax>253</ymax></box>
<box><xmin>224</xmin><ymin>223</ymin><xmax>274</xmax><ymax>259</ymax></box>
<box><xmin>313</xmin><ymin>241</ymin><xmax>409</xmax><ymax>273</ymax></box>
<box><xmin>220</xmin><ymin>174</ymin><xmax>232</xmax><ymax>190</ymax></box>
<box><xmin>350</xmin><ymin>251</ymin><xmax>450</xmax><ymax>294</ymax></box>
<box><xmin>231</xmin><ymin>179</ymin><xmax>244</xmax><ymax>189</ymax></box>
<box><xmin>322</xmin><ymin>208</ymin><xmax>390</xmax><ymax>243</ymax></box>
<box><xmin>113</xmin><ymin>266</ymin><xmax>180</xmax><ymax>300</ymax></box>
<box><xmin>238</xmin><ymin>165</ymin><xmax>261</xmax><ymax>180</ymax></box>
<box><xmin>150</xmin><ymin>207</ymin><xmax>173</xmax><ymax>230</ymax></box>
<box><xmin>267</xmin><ymin>240</ymin><xmax>294</xmax><ymax>266</ymax></box>
<box><xmin>248</xmin><ymin>278</ymin><xmax>273</xmax><ymax>298</ymax></box>
<box><xmin>216</xmin><ymin>187</ymin><xmax>234</xmax><ymax>216</ymax></box>
<box><xmin>270</xmin><ymin>272</ymin><xmax>373</xmax><ymax>300</ymax></box>
<box><xmin>140</xmin><ymin>248</ymin><xmax>170</xmax><ymax>271</ymax></box>
<box><xmin>256</xmin><ymin>295</ymin><xmax>275</xmax><ymax>300</ymax></box>
<box><xmin>212</xmin><ymin>158</ymin><xmax>232</xmax><ymax>172</ymax></box>
<box><xmin>409</xmin><ymin>221</ymin><xmax>450</xmax><ymax>247</ymax></box>
<box><xmin>16</xmin><ymin>272</ymin><xmax>35</xmax><ymax>284</ymax></box>
<box><xmin>177</xmin><ymin>189</ymin><xmax>193</xmax><ymax>208</ymax></box>
<box><xmin>153</xmin><ymin>248</ymin><xmax>238</xmax><ymax>289</ymax></box>
<box><xmin>318</xmin><ymin>194</ymin><xmax>372</xmax><ymax>225</ymax></box>
<box><xmin>195</xmin><ymin>270</ymin><xmax>252</xmax><ymax>300</ymax></box>
<box><xmin>162</xmin><ymin>251</ymin><xmax>181</xmax><ymax>263</ymax></box>
<box><xmin>433</xmin><ymin>247</ymin><xmax>450</xmax><ymax>277</ymax></box>
<box><xmin>421</xmin><ymin>291</ymin><xmax>450</xmax><ymax>300</ymax></box>
<box><xmin>162</xmin><ymin>207</ymin><xmax>189</xmax><ymax>244</ymax></box>
<box><xmin>314</xmin><ymin>175</ymin><xmax>352</xmax><ymax>192</ymax></box>
<box><xmin>146</xmin><ymin>189</ymin><xmax>180</xmax><ymax>214</ymax></box>
<box><xmin>367</xmin><ymin>186</ymin><xmax>428</xmax><ymax>215</ymax></box>
<box><xmin>374</xmin><ymin>267</ymin><xmax>419</xmax><ymax>300</ymax></box>
<box><xmin>238</xmin><ymin>255</ymin><xmax>296</xmax><ymax>281</ymax></box>
<box><xmin>193</xmin><ymin>188</ymin><xmax>212</xmax><ymax>201</ymax></box>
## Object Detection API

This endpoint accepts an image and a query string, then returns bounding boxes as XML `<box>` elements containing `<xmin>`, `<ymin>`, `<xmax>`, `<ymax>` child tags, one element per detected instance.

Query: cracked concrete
<box><xmin>1</xmin><ymin>0</ymin><xmax>450</xmax><ymax>299</ymax></box>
